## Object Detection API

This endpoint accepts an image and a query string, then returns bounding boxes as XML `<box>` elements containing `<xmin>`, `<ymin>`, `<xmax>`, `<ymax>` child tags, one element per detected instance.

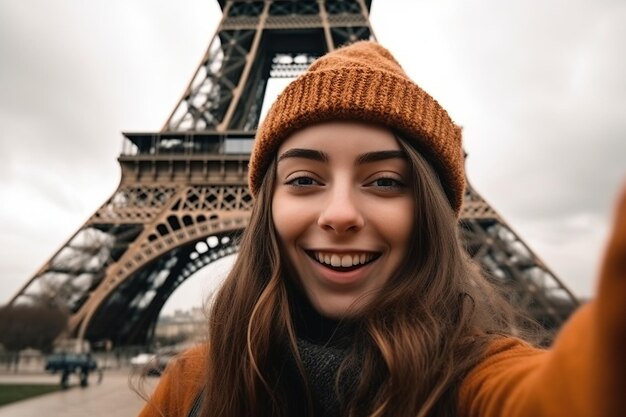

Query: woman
<box><xmin>138</xmin><ymin>41</ymin><xmax>626</xmax><ymax>417</ymax></box>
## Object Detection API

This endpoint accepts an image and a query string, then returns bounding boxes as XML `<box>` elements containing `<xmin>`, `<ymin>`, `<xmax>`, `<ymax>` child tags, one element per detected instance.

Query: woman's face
<box><xmin>272</xmin><ymin>121</ymin><xmax>414</xmax><ymax>318</ymax></box>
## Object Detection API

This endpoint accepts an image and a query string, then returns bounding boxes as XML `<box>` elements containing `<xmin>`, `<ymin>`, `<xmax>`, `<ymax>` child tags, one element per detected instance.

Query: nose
<box><xmin>317</xmin><ymin>186</ymin><xmax>365</xmax><ymax>234</ymax></box>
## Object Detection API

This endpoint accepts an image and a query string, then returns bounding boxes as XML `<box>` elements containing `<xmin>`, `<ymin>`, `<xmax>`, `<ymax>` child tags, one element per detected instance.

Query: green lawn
<box><xmin>0</xmin><ymin>384</ymin><xmax>61</xmax><ymax>406</ymax></box>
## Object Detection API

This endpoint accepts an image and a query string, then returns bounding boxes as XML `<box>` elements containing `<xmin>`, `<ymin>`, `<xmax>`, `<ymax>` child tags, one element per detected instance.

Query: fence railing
<box><xmin>120</xmin><ymin>132</ymin><xmax>255</xmax><ymax>157</ymax></box>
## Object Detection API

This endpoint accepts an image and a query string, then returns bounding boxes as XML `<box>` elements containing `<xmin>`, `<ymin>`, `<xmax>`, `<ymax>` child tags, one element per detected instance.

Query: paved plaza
<box><xmin>0</xmin><ymin>369</ymin><xmax>157</xmax><ymax>417</ymax></box>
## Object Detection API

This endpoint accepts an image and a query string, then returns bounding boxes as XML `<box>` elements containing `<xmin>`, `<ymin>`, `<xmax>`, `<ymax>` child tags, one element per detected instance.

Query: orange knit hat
<box><xmin>249</xmin><ymin>41</ymin><xmax>465</xmax><ymax>215</ymax></box>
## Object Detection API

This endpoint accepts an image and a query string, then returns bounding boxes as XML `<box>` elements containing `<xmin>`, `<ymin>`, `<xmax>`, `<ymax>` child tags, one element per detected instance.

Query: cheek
<box><xmin>271</xmin><ymin>192</ymin><xmax>309</xmax><ymax>244</ymax></box>
<box><xmin>368</xmin><ymin>198</ymin><xmax>414</xmax><ymax>241</ymax></box>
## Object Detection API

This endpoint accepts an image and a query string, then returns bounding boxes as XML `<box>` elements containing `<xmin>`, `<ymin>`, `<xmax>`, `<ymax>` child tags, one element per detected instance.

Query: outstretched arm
<box><xmin>459</xmin><ymin>184</ymin><xmax>626</xmax><ymax>417</ymax></box>
<box><xmin>593</xmin><ymin>183</ymin><xmax>626</xmax><ymax>416</ymax></box>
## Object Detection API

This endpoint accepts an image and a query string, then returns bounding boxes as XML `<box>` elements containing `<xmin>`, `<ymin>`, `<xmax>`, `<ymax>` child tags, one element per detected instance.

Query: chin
<box><xmin>310</xmin><ymin>294</ymin><xmax>367</xmax><ymax>319</ymax></box>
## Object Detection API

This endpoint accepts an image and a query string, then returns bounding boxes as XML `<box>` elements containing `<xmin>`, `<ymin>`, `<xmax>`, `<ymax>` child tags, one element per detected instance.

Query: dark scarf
<box><xmin>282</xmin><ymin>289</ymin><xmax>361</xmax><ymax>417</ymax></box>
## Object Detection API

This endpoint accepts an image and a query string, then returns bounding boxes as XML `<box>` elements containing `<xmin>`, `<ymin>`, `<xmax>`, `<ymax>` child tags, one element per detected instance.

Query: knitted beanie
<box><xmin>249</xmin><ymin>40</ymin><xmax>465</xmax><ymax>215</ymax></box>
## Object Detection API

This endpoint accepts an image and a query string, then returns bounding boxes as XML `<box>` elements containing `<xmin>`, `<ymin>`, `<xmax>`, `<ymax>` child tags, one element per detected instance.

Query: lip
<box><xmin>303</xmin><ymin>249</ymin><xmax>380</xmax><ymax>286</ymax></box>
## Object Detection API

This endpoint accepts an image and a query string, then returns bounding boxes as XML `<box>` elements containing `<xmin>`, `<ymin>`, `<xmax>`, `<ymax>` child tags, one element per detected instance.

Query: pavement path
<box><xmin>0</xmin><ymin>370</ymin><xmax>157</xmax><ymax>417</ymax></box>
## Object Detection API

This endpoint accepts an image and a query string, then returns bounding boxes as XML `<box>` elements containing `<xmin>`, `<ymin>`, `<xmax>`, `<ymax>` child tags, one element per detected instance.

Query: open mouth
<box><xmin>306</xmin><ymin>250</ymin><xmax>381</xmax><ymax>272</ymax></box>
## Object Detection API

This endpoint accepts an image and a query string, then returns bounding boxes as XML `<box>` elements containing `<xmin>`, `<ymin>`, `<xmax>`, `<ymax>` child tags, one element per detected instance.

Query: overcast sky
<box><xmin>0</xmin><ymin>0</ymin><xmax>624</xmax><ymax>315</ymax></box>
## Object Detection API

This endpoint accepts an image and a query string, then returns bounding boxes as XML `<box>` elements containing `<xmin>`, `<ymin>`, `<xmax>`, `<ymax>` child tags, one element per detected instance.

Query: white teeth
<box><xmin>314</xmin><ymin>251</ymin><xmax>376</xmax><ymax>268</ymax></box>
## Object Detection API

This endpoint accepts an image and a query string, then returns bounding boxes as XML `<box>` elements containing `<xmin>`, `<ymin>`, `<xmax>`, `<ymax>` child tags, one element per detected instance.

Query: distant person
<box><xmin>138</xmin><ymin>41</ymin><xmax>626</xmax><ymax>417</ymax></box>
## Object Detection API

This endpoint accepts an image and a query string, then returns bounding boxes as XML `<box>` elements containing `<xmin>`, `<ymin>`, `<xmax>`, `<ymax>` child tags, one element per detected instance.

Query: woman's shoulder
<box><xmin>467</xmin><ymin>335</ymin><xmax>546</xmax><ymax>378</ymax></box>
<box><xmin>457</xmin><ymin>335</ymin><xmax>548</xmax><ymax>416</ymax></box>
<box><xmin>483</xmin><ymin>336</ymin><xmax>544</xmax><ymax>359</ymax></box>
<box><xmin>138</xmin><ymin>343</ymin><xmax>209</xmax><ymax>417</ymax></box>
<box><xmin>172</xmin><ymin>342</ymin><xmax>209</xmax><ymax>366</ymax></box>
<box><xmin>165</xmin><ymin>342</ymin><xmax>209</xmax><ymax>382</ymax></box>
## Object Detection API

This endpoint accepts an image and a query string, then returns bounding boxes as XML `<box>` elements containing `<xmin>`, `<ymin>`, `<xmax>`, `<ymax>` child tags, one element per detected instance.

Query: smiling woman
<box><xmin>138</xmin><ymin>41</ymin><xmax>626</xmax><ymax>417</ymax></box>
<box><xmin>272</xmin><ymin>122</ymin><xmax>414</xmax><ymax>318</ymax></box>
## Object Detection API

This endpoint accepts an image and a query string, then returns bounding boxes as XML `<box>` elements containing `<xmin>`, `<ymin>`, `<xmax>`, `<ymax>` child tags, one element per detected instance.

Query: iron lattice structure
<box><xmin>10</xmin><ymin>0</ymin><xmax>578</xmax><ymax>347</ymax></box>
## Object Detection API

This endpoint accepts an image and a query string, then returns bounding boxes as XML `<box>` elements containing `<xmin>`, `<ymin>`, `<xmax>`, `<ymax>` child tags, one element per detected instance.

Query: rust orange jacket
<box><xmin>139</xmin><ymin>187</ymin><xmax>626</xmax><ymax>417</ymax></box>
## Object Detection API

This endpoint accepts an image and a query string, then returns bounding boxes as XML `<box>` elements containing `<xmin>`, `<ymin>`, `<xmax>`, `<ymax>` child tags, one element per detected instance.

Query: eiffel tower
<box><xmin>9</xmin><ymin>0</ymin><xmax>579</xmax><ymax>347</ymax></box>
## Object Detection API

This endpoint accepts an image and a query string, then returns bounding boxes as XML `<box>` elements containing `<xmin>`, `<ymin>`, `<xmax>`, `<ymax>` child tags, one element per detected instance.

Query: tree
<box><xmin>0</xmin><ymin>302</ymin><xmax>69</xmax><ymax>353</ymax></box>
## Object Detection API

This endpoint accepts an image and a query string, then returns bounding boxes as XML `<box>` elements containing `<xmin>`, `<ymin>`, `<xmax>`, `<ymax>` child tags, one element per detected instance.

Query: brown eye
<box><xmin>375</xmin><ymin>178</ymin><xmax>396</xmax><ymax>187</ymax></box>
<box><xmin>287</xmin><ymin>176</ymin><xmax>318</xmax><ymax>187</ymax></box>
<box><xmin>369</xmin><ymin>177</ymin><xmax>404</xmax><ymax>189</ymax></box>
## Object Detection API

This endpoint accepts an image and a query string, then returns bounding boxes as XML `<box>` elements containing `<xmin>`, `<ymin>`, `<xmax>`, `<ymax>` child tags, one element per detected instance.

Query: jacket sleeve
<box><xmin>137</xmin><ymin>344</ymin><xmax>207</xmax><ymax>417</ymax></box>
<box><xmin>459</xmin><ymin>185</ymin><xmax>626</xmax><ymax>417</ymax></box>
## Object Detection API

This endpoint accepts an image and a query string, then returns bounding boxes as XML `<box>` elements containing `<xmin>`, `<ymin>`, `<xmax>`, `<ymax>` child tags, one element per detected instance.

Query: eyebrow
<box><xmin>277</xmin><ymin>148</ymin><xmax>329</xmax><ymax>163</ymax></box>
<box><xmin>277</xmin><ymin>148</ymin><xmax>407</xmax><ymax>165</ymax></box>
<box><xmin>356</xmin><ymin>150</ymin><xmax>407</xmax><ymax>164</ymax></box>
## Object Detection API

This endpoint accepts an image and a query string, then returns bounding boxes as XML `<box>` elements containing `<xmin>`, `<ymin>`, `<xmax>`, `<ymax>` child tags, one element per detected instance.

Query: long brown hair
<box><xmin>202</xmin><ymin>134</ymin><xmax>527</xmax><ymax>417</ymax></box>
